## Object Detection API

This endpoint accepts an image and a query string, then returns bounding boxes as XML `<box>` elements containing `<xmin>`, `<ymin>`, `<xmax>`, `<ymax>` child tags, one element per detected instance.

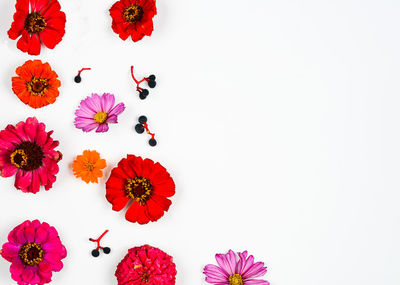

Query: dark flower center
<box><xmin>141</xmin><ymin>271</ymin><xmax>151</xmax><ymax>283</ymax></box>
<box><xmin>124</xmin><ymin>5</ymin><xmax>144</xmax><ymax>23</ymax></box>
<box><xmin>24</xmin><ymin>12</ymin><xmax>47</xmax><ymax>34</ymax></box>
<box><xmin>229</xmin><ymin>274</ymin><xmax>244</xmax><ymax>285</ymax></box>
<box><xmin>10</xmin><ymin>141</ymin><xmax>44</xmax><ymax>171</ymax></box>
<box><xmin>125</xmin><ymin>177</ymin><xmax>152</xmax><ymax>204</ymax></box>
<box><xmin>19</xmin><ymin>242</ymin><xmax>44</xmax><ymax>266</ymax></box>
<box><xmin>26</xmin><ymin>77</ymin><xmax>49</xmax><ymax>96</ymax></box>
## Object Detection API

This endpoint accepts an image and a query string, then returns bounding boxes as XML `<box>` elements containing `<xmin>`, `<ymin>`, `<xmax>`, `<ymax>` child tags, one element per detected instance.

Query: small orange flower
<box><xmin>72</xmin><ymin>150</ymin><xmax>106</xmax><ymax>184</ymax></box>
<box><xmin>12</xmin><ymin>60</ymin><xmax>61</xmax><ymax>109</ymax></box>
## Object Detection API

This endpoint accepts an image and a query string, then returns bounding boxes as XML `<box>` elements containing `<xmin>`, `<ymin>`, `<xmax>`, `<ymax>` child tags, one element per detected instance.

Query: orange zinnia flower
<box><xmin>72</xmin><ymin>150</ymin><xmax>106</xmax><ymax>184</ymax></box>
<box><xmin>12</xmin><ymin>60</ymin><xmax>61</xmax><ymax>109</ymax></box>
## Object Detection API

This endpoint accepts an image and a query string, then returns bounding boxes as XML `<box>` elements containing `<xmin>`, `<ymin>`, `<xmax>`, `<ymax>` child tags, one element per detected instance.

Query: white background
<box><xmin>0</xmin><ymin>0</ymin><xmax>399</xmax><ymax>284</ymax></box>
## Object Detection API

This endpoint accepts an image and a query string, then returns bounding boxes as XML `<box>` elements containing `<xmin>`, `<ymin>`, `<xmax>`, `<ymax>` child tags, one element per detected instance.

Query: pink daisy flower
<box><xmin>115</xmin><ymin>245</ymin><xmax>177</xmax><ymax>284</ymax></box>
<box><xmin>1</xmin><ymin>220</ymin><xmax>67</xmax><ymax>285</ymax></box>
<box><xmin>74</xmin><ymin>93</ymin><xmax>125</xmax><ymax>133</ymax></box>
<box><xmin>0</xmin><ymin>117</ymin><xmax>62</xmax><ymax>194</ymax></box>
<box><xmin>203</xmin><ymin>250</ymin><xmax>269</xmax><ymax>285</ymax></box>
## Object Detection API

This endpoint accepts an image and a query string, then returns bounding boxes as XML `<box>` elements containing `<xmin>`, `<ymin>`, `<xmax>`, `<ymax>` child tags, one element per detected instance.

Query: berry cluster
<box><xmin>130</xmin><ymin>66</ymin><xmax>157</xmax><ymax>100</ymax></box>
<box><xmin>135</xmin><ymin>116</ymin><xmax>157</xmax><ymax>146</ymax></box>
<box><xmin>89</xmin><ymin>230</ymin><xmax>111</xmax><ymax>257</ymax></box>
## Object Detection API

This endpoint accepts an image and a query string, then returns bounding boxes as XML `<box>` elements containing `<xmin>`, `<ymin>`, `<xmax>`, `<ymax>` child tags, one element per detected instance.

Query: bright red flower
<box><xmin>109</xmin><ymin>0</ymin><xmax>157</xmax><ymax>42</ymax></box>
<box><xmin>8</xmin><ymin>0</ymin><xmax>66</xmax><ymax>55</ymax></box>
<box><xmin>106</xmin><ymin>155</ymin><xmax>175</xmax><ymax>224</ymax></box>
<box><xmin>115</xmin><ymin>245</ymin><xmax>177</xmax><ymax>285</ymax></box>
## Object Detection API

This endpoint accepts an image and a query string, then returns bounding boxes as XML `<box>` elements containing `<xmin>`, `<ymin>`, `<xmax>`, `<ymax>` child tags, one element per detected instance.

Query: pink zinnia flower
<box><xmin>115</xmin><ymin>245</ymin><xmax>177</xmax><ymax>284</ymax></box>
<box><xmin>1</xmin><ymin>220</ymin><xmax>67</xmax><ymax>285</ymax></box>
<box><xmin>0</xmin><ymin>117</ymin><xmax>62</xmax><ymax>194</ymax></box>
<box><xmin>74</xmin><ymin>93</ymin><xmax>125</xmax><ymax>133</ymax></box>
<box><xmin>203</xmin><ymin>250</ymin><xmax>269</xmax><ymax>285</ymax></box>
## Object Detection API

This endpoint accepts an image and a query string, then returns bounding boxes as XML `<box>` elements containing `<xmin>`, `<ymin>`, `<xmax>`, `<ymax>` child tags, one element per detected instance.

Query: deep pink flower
<box><xmin>203</xmin><ymin>250</ymin><xmax>269</xmax><ymax>285</ymax></box>
<box><xmin>74</xmin><ymin>93</ymin><xmax>125</xmax><ymax>133</ymax></box>
<box><xmin>115</xmin><ymin>245</ymin><xmax>176</xmax><ymax>284</ymax></box>
<box><xmin>0</xmin><ymin>117</ymin><xmax>62</xmax><ymax>194</ymax></box>
<box><xmin>1</xmin><ymin>220</ymin><xmax>67</xmax><ymax>285</ymax></box>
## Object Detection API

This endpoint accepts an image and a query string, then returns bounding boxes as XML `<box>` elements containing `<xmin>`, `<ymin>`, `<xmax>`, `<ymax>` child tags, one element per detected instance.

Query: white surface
<box><xmin>0</xmin><ymin>0</ymin><xmax>399</xmax><ymax>284</ymax></box>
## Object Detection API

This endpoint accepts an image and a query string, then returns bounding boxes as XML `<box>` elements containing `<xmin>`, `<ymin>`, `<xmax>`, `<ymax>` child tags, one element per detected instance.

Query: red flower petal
<box><xmin>125</xmin><ymin>202</ymin><xmax>150</xmax><ymax>224</ymax></box>
<box><xmin>16</xmin><ymin>30</ymin><xmax>30</xmax><ymax>53</ymax></box>
<box><xmin>8</xmin><ymin>10</ymin><xmax>28</xmax><ymax>40</ymax></box>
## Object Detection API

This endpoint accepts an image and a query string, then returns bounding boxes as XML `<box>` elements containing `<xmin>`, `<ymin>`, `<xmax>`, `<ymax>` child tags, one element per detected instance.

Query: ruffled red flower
<box><xmin>106</xmin><ymin>155</ymin><xmax>175</xmax><ymax>224</ymax></box>
<box><xmin>0</xmin><ymin>117</ymin><xmax>62</xmax><ymax>194</ymax></box>
<box><xmin>115</xmin><ymin>245</ymin><xmax>176</xmax><ymax>285</ymax></box>
<box><xmin>8</xmin><ymin>0</ymin><xmax>66</xmax><ymax>55</ymax></box>
<box><xmin>109</xmin><ymin>0</ymin><xmax>157</xmax><ymax>42</ymax></box>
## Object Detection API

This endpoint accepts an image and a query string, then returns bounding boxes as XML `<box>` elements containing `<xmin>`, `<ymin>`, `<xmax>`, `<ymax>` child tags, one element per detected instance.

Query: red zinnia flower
<box><xmin>0</xmin><ymin>117</ymin><xmax>62</xmax><ymax>194</ymax></box>
<box><xmin>115</xmin><ymin>245</ymin><xmax>177</xmax><ymax>285</ymax></box>
<box><xmin>109</xmin><ymin>0</ymin><xmax>157</xmax><ymax>42</ymax></box>
<box><xmin>8</xmin><ymin>0</ymin><xmax>66</xmax><ymax>55</ymax></box>
<box><xmin>106</xmin><ymin>155</ymin><xmax>175</xmax><ymax>224</ymax></box>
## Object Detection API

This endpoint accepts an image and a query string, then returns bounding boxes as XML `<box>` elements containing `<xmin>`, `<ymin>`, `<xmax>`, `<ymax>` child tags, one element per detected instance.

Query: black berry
<box><xmin>135</xmin><ymin>123</ymin><xmax>144</xmax><ymax>134</ymax></box>
<box><xmin>91</xmin><ymin>249</ymin><xmax>100</xmax><ymax>257</ymax></box>
<box><xmin>149</xmin><ymin>139</ymin><xmax>157</xmax><ymax>147</ymax></box>
<box><xmin>74</xmin><ymin>75</ymin><xmax>81</xmax><ymax>83</ymax></box>
<box><xmin>139</xmin><ymin>89</ymin><xmax>149</xmax><ymax>100</ymax></box>
<box><xmin>140</xmin><ymin>89</ymin><xmax>149</xmax><ymax>96</ymax></box>
<box><xmin>148</xmin><ymin>75</ymin><xmax>156</xmax><ymax>81</ymax></box>
<box><xmin>103</xmin><ymin>247</ymin><xmax>111</xmax><ymax>254</ymax></box>
<box><xmin>139</xmin><ymin>116</ymin><xmax>147</xmax><ymax>124</ymax></box>
<box><xmin>148</xmin><ymin>80</ymin><xmax>156</xmax><ymax>88</ymax></box>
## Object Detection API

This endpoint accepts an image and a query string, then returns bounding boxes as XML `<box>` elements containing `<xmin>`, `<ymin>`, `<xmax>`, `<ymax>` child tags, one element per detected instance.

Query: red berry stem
<box><xmin>89</xmin><ymin>230</ymin><xmax>109</xmax><ymax>250</ymax></box>
<box><xmin>78</xmin><ymin>68</ymin><xmax>91</xmax><ymax>76</ymax></box>
<box><xmin>130</xmin><ymin>66</ymin><xmax>148</xmax><ymax>92</ymax></box>
<box><xmin>142</xmin><ymin>122</ymin><xmax>155</xmax><ymax>140</ymax></box>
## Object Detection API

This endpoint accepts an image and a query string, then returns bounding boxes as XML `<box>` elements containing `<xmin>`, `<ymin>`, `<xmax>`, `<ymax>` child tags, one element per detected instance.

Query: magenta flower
<box><xmin>74</xmin><ymin>93</ymin><xmax>125</xmax><ymax>133</ymax></box>
<box><xmin>0</xmin><ymin>117</ymin><xmax>62</xmax><ymax>194</ymax></box>
<box><xmin>1</xmin><ymin>220</ymin><xmax>67</xmax><ymax>285</ymax></box>
<box><xmin>204</xmin><ymin>250</ymin><xmax>269</xmax><ymax>285</ymax></box>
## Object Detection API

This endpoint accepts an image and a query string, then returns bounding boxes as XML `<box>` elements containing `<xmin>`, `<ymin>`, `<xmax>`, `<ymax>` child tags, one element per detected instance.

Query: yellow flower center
<box><xmin>19</xmin><ymin>242</ymin><xmax>44</xmax><ymax>266</ymax></box>
<box><xmin>229</xmin><ymin>274</ymin><xmax>244</xmax><ymax>285</ymax></box>
<box><xmin>24</xmin><ymin>12</ymin><xmax>47</xmax><ymax>34</ymax></box>
<box><xmin>26</xmin><ymin>77</ymin><xmax>49</xmax><ymax>96</ymax></box>
<box><xmin>10</xmin><ymin>149</ymin><xmax>28</xmax><ymax>168</ymax></box>
<box><xmin>85</xmin><ymin>162</ymin><xmax>94</xmax><ymax>171</ymax></box>
<box><xmin>125</xmin><ymin>177</ymin><xmax>153</xmax><ymax>204</ymax></box>
<box><xmin>94</xmin><ymin>111</ymin><xmax>108</xmax><ymax>124</ymax></box>
<box><xmin>124</xmin><ymin>5</ymin><xmax>144</xmax><ymax>23</ymax></box>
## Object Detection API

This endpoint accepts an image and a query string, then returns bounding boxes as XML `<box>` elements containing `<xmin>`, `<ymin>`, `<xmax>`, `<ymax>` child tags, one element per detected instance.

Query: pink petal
<box><xmin>96</xmin><ymin>124</ymin><xmax>109</xmax><ymax>133</ymax></box>
<box><xmin>24</xmin><ymin>226</ymin><xmax>36</xmax><ymax>243</ymax></box>
<box><xmin>108</xmin><ymin>102</ymin><xmax>125</xmax><ymax>117</ymax></box>
<box><xmin>100</xmin><ymin>93</ymin><xmax>116</xmax><ymax>113</ymax></box>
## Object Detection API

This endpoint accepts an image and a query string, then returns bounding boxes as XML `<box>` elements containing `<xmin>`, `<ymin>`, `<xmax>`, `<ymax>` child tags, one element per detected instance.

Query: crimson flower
<box><xmin>109</xmin><ymin>0</ymin><xmax>157</xmax><ymax>42</ymax></box>
<box><xmin>106</xmin><ymin>155</ymin><xmax>175</xmax><ymax>224</ymax></box>
<box><xmin>115</xmin><ymin>245</ymin><xmax>176</xmax><ymax>284</ymax></box>
<box><xmin>0</xmin><ymin>117</ymin><xmax>62</xmax><ymax>194</ymax></box>
<box><xmin>8</xmin><ymin>0</ymin><xmax>66</xmax><ymax>55</ymax></box>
